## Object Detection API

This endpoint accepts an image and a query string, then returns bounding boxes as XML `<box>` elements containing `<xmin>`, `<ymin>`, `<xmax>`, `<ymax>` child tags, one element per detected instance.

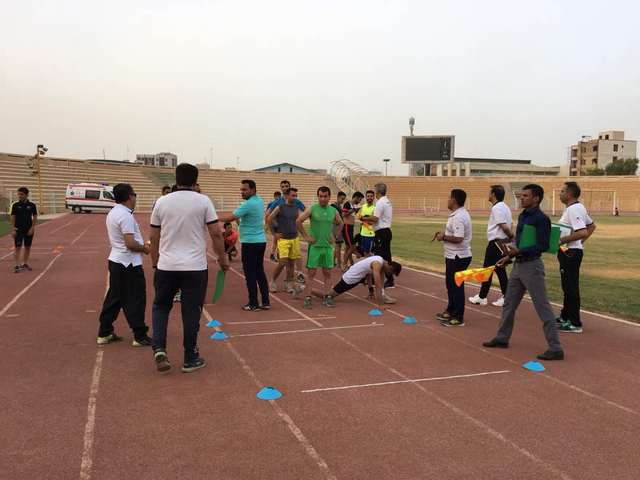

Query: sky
<box><xmin>1</xmin><ymin>0</ymin><xmax>639</xmax><ymax>174</ymax></box>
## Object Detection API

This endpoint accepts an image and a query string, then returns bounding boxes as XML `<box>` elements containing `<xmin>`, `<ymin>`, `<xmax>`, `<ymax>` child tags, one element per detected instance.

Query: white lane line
<box><xmin>230</xmin><ymin>323</ymin><xmax>383</xmax><ymax>338</ymax></box>
<box><xmin>70</xmin><ymin>224</ymin><xmax>93</xmax><ymax>246</ymax></box>
<box><xmin>226</xmin><ymin>316</ymin><xmax>336</xmax><ymax>325</ymax></box>
<box><xmin>79</xmin><ymin>350</ymin><xmax>104</xmax><ymax>480</ymax></box>
<box><xmin>0</xmin><ymin>254</ymin><xmax>62</xmax><ymax>317</ymax></box>
<box><xmin>402</xmin><ymin>265</ymin><xmax>639</xmax><ymax>327</ymax></box>
<box><xmin>0</xmin><ymin>251</ymin><xmax>14</xmax><ymax>261</ymax></box>
<box><xmin>302</xmin><ymin>370</ymin><xmax>511</xmax><ymax>393</ymax></box>
<box><xmin>50</xmin><ymin>217</ymin><xmax>77</xmax><ymax>235</ymax></box>
<box><xmin>202</xmin><ymin>307</ymin><xmax>336</xmax><ymax>480</ymax></box>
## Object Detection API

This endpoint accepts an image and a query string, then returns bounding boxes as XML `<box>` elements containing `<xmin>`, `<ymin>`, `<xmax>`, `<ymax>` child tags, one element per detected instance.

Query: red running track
<box><xmin>1</xmin><ymin>214</ymin><xmax>640</xmax><ymax>480</ymax></box>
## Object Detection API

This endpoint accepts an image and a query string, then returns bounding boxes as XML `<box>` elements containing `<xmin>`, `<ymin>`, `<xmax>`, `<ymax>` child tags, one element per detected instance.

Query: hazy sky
<box><xmin>1</xmin><ymin>0</ymin><xmax>638</xmax><ymax>173</ymax></box>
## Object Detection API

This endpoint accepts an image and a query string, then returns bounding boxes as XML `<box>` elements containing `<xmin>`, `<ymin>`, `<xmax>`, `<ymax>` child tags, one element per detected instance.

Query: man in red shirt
<box><xmin>223</xmin><ymin>222</ymin><xmax>239</xmax><ymax>261</ymax></box>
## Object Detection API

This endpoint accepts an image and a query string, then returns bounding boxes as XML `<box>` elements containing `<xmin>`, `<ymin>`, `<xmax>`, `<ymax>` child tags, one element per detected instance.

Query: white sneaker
<box><xmin>491</xmin><ymin>296</ymin><xmax>505</xmax><ymax>307</ymax></box>
<box><xmin>269</xmin><ymin>281</ymin><xmax>278</xmax><ymax>293</ymax></box>
<box><xmin>383</xmin><ymin>294</ymin><xmax>397</xmax><ymax>305</ymax></box>
<box><xmin>284</xmin><ymin>281</ymin><xmax>295</xmax><ymax>293</ymax></box>
<box><xmin>468</xmin><ymin>294</ymin><xmax>487</xmax><ymax>306</ymax></box>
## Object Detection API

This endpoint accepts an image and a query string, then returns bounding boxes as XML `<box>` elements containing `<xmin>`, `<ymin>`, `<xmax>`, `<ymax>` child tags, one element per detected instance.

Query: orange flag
<box><xmin>454</xmin><ymin>266</ymin><xmax>496</xmax><ymax>287</ymax></box>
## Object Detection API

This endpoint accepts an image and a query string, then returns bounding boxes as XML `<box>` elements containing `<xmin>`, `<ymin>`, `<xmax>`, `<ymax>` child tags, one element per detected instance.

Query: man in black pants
<box><xmin>97</xmin><ymin>183</ymin><xmax>152</xmax><ymax>346</ymax></box>
<box><xmin>556</xmin><ymin>181</ymin><xmax>596</xmax><ymax>333</ymax></box>
<box><xmin>435</xmin><ymin>189</ymin><xmax>473</xmax><ymax>327</ymax></box>
<box><xmin>10</xmin><ymin>187</ymin><xmax>38</xmax><ymax>273</ymax></box>
<box><xmin>150</xmin><ymin>163</ymin><xmax>229</xmax><ymax>373</ymax></box>
<box><xmin>469</xmin><ymin>185</ymin><xmax>513</xmax><ymax>307</ymax></box>
<box><xmin>367</xmin><ymin>183</ymin><xmax>395</xmax><ymax>289</ymax></box>
<box><xmin>219</xmin><ymin>179</ymin><xmax>270</xmax><ymax>311</ymax></box>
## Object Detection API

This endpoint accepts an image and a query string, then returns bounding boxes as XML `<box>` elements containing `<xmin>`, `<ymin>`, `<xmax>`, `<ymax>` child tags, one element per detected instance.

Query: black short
<box><xmin>343</xmin><ymin>224</ymin><xmax>355</xmax><ymax>247</ymax></box>
<box><xmin>14</xmin><ymin>230</ymin><xmax>34</xmax><ymax>248</ymax></box>
<box><xmin>333</xmin><ymin>279</ymin><xmax>359</xmax><ymax>295</ymax></box>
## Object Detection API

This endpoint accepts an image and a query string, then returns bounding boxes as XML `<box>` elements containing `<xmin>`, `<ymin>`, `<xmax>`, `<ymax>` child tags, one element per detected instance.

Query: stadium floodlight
<box><xmin>37</xmin><ymin>144</ymin><xmax>48</xmax><ymax>155</ymax></box>
<box><xmin>409</xmin><ymin>117</ymin><xmax>415</xmax><ymax>136</ymax></box>
<box><xmin>383</xmin><ymin>158</ymin><xmax>391</xmax><ymax>176</ymax></box>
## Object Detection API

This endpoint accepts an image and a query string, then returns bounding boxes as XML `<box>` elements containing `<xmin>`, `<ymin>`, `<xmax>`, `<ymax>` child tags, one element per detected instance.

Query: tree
<box><xmin>585</xmin><ymin>167</ymin><xmax>605</xmax><ymax>176</ymax></box>
<box><xmin>604</xmin><ymin>158</ymin><xmax>638</xmax><ymax>175</ymax></box>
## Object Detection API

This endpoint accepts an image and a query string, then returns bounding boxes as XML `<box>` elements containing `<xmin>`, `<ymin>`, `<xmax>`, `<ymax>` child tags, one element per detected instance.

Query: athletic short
<box><xmin>334</xmin><ymin>227</ymin><xmax>344</xmax><ymax>244</ymax></box>
<box><xmin>277</xmin><ymin>237</ymin><xmax>301</xmax><ymax>260</ymax></box>
<box><xmin>342</xmin><ymin>224</ymin><xmax>354</xmax><ymax>248</ymax></box>
<box><xmin>359</xmin><ymin>235</ymin><xmax>375</xmax><ymax>255</ymax></box>
<box><xmin>14</xmin><ymin>230</ymin><xmax>34</xmax><ymax>248</ymax></box>
<box><xmin>333</xmin><ymin>278</ymin><xmax>359</xmax><ymax>295</ymax></box>
<box><xmin>307</xmin><ymin>245</ymin><xmax>334</xmax><ymax>270</ymax></box>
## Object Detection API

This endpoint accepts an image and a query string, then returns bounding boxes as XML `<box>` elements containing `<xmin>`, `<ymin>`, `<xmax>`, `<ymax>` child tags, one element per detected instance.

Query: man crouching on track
<box><xmin>310</xmin><ymin>255</ymin><xmax>402</xmax><ymax>309</ymax></box>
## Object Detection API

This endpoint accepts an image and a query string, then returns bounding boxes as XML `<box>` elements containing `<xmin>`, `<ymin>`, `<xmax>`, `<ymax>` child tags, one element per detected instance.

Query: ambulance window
<box><xmin>85</xmin><ymin>190</ymin><xmax>100</xmax><ymax>199</ymax></box>
<box><xmin>103</xmin><ymin>191</ymin><xmax>114</xmax><ymax>200</ymax></box>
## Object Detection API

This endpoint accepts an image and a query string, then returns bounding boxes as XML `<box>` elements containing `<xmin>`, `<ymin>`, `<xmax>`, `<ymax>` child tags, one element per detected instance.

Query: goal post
<box><xmin>551</xmin><ymin>189</ymin><xmax>617</xmax><ymax>216</ymax></box>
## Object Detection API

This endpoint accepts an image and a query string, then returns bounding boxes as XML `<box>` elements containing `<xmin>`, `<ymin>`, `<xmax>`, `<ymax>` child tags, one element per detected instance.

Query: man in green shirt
<box><xmin>297</xmin><ymin>186</ymin><xmax>343</xmax><ymax>308</ymax></box>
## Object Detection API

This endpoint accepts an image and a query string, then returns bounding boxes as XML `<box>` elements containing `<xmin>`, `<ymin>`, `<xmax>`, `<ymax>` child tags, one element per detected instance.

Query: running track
<box><xmin>1</xmin><ymin>214</ymin><xmax>639</xmax><ymax>480</ymax></box>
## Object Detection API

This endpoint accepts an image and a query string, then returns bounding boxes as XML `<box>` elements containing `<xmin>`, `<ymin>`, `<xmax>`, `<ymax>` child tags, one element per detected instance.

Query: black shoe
<box><xmin>182</xmin><ymin>357</ymin><xmax>206</xmax><ymax>373</ymax></box>
<box><xmin>97</xmin><ymin>333</ymin><xmax>123</xmax><ymax>345</ymax></box>
<box><xmin>537</xmin><ymin>350</ymin><xmax>564</xmax><ymax>361</ymax></box>
<box><xmin>482</xmin><ymin>338</ymin><xmax>509</xmax><ymax>349</ymax></box>
<box><xmin>441</xmin><ymin>318</ymin><xmax>465</xmax><ymax>327</ymax></box>
<box><xmin>21</xmin><ymin>263</ymin><xmax>32</xmax><ymax>271</ymax></box>
<box><xmin>14</xmin><ymin>265</ymin><xmax>22</xmax><ymax>273</ymax></box>
<box><xmin>436</xmin><ymin>311</ymin><xmax>451</xmax><ymax>321</ymax></box>
<box><xmin>242</xmin><ymin>304</ymin><xmax>262</xmax><ymax>311</ymax></box>
<box><xmin>132</xmin><ymin>335</ymin><xmax>153</xmax><ymax>347</ymax></box>
<box><xmin>261</xmin><ymin>303</ymin><xmax>271</xmax><ymax>310</ymax></box>
<box><xmin>154</xmin><ymin>350</ymin><xmax>171</xmax><ymax>372</ymax></box>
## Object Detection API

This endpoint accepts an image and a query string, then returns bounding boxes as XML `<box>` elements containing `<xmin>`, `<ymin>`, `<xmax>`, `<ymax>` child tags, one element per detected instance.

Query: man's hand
<box><xmin>434</xmin><ymin>231</ymin><xmax>445</xmax><ymax>241</ymax></box>
<box><xmin>504</xmin><ymin>244</ymin><xmax>519</xmax><ymax>257</ymax></box>
<box><xmin>27</xmin><ymin>227</ymin><xmax>35</xmax><ymax>236</ymax></box>
<box><xmin>219</xmin><ymin>256</ymin><xmax>230</xmax><ymax>272</ymax></box>
<box><xmin>11</xmin><ymin>228</ymin><xmax>17</xmax><ymax>239</ymax></box>
<box><xmin>305</xmin><ymin>235</ymin><xmax>316</xmax><ymax>244</ymax></box>
<box><xmin>496</xmin><ymin>255</ymin><xmax>511</xmax><ymax>268</ymax></box>
<box><xmin>143</xmin><ymin>241</ymin><xmax>151</xmax><ymax>255</ymax></box>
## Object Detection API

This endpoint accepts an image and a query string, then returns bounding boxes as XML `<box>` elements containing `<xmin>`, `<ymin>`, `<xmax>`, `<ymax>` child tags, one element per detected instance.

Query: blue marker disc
<box><xmin>211</xmin><ymin>331</ymin><xmax>228</xmax><ymax>340</ymax></box>
<box><xmin>522</xmin><ymin>361</ymin><xmax>545</xmax><ymax>372</ymax></box>
<box><xmin>257</xmin><ymin>386</ymin><xmax>282</xmax><ymax>401</ymax></box>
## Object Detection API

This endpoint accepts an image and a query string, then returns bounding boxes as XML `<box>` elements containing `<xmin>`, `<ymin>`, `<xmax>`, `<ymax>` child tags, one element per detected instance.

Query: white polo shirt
<box><xmin>150</xmin><ymin>190</ymin><xmax>218</xmax><ymax>271</ymax></box>
<box><xmin>486</xmin><ymin>201</ymin><xmax>513</xmax><ymax>241</ymax></box>
<box><xmin>559</xmin><ymin>202</ymin><xmax>593</xmax><ymax>250</ymax></box>
<box><xmin>342</xmin><ymin>255</ymin><xmax>384</xmax><ymax>285</ymax></box>
<box><xmin>444</xmin><ymin>207</ymin><xmax>472</xmax><ymax>259</ymax></box>
<box><xmin>373</xmin><ymin>196</ymin><xmax>392</xmax><ymax>231</ymax></box>
<box><xmin>106</xmin><ymin>203</ymin><xmax>144</xmax><ymax>267</ymax></box>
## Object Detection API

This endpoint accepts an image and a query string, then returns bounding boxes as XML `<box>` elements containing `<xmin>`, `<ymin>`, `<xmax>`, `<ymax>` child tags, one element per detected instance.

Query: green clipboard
<box><xmin>211</xmin><ymin>270</ymin><xmax>226</xmax><ymax>304</ymax></box>
<box><xmin>518</xmin><ymin>224</ymin><xmax>562</xmax><ymax>254</ymax></box>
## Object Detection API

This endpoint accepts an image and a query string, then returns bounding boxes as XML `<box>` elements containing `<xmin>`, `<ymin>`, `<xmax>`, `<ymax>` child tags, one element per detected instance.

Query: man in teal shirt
<box><xmin>219</xmin><ymin>179</ymin><xmax>269</xmax><ymax>311</ymax></box>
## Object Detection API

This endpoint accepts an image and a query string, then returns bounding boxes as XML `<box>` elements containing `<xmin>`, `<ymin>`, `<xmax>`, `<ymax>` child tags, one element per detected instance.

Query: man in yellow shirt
<box><xmin>357</xmin><ymin>190</ymin><xmax>376</xmax><ymax>256</ymax></box>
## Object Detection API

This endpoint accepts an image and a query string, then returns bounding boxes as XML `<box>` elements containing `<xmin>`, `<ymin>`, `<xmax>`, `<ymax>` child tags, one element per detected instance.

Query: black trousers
<box><xmin>373</xmin><ymin>228</ymin><xmax>394</xmax><ymax>284</ymax></box>
<box><xmin>445</xmin><ymin>256</ymin><xmax>472</xmax><ymax>319</ymax></box>
<box><xmin>479</xmin><ymin>240</ymin><xmax>509</xmax><ymax>298</ymax></box>
<box><xmin>241</xmin><ymin>242</ymin><xmax>270</xmax><ymax>307</ymax></box>
<box><xmin>558</xmin><ymin>249</ymin><xmax>584</xmax><ymax>327</ymax></box>
<box><xmin>152</xmin><ymin>269</ymin><xmax>208</xmax><ymax>359</ymax></box>
<box><xmin>98</xmin><ymin>261</ymin><xmax>148</xmax><ymax>338</ymax></box>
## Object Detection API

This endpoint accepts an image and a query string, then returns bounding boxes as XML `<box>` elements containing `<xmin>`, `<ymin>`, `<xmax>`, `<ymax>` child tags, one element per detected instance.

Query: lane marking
<box><xmin>230</xmin><ymin>323</ymin><xmax>383</xmax><ymax>338</ymax></box>
<box><xmin>79</xmin><ymin>350</ymin><xmax>104</xmax><ymax>480</ymax></box>
<box><xmin>402</xmin><ymin>265</ymin><xmax>639</xmax><ymax>327</ymax></box>
<box><xmin>70</xmin><ymin>224</ymin><xmax>93</xmax><ymax>246</ymax></box>
<box><xmin>301</xmin><ymin>370</ymin><xmax>511</xmax><ymax>393</ymax></box>
<box><xmin>50</xmin><ymin>218</ymin><xmax>77</xmax><ymax>235</ymax></box>
<box><xmin>202</xmin><ymin>307</ymin><xmax>336</xmax><ymax>480</ymax></box>
<box><xmin>226</xmin><ymin>316</ymin><xmax>336</xmax><ymax>325</ymax></box>
<box><xmin>0</xmin><ymin>254</ymin><xmax>62</xmax><ymax>317</ymax></box>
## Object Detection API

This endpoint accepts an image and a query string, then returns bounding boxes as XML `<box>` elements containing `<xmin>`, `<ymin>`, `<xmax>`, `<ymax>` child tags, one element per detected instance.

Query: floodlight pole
<box><xmin>383</xmin><ymin>158</ymin><xmax>390</xmax><ymax>176</ymax></box>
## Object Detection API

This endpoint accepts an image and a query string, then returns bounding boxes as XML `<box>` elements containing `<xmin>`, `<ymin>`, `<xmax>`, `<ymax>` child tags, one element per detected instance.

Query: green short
<box><xmin>307</xmin><ymin>245</ymin><xmax>334</xmax><ymax>270</ymax></box>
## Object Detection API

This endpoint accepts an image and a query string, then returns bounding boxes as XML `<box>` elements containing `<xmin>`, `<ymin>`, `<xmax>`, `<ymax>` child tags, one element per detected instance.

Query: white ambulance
<box><xmin>65</xmin><ymin>183</ymin><xmax>115</xmax><ymax>213</ymax></box>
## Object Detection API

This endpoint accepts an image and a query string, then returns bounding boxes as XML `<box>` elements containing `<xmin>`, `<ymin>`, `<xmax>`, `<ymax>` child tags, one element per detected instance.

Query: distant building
<box><xmin>135</xmin><ymin>152</ymin><xmax>178</xmax><ymax>168</ymax></box>
<box><xmin>569</xmin><ymin>131</ymin><xmax>637</xmax><ymax>176</ymax></box>
<box><xmin>408</xmin><ymin>157</ymin><xmax>559</xmax><ymax>177</ymax></box>
<box><xmin>253</xmin><ymin>162</ymin><xmax>322</xmax><ymax>174</ymax></box>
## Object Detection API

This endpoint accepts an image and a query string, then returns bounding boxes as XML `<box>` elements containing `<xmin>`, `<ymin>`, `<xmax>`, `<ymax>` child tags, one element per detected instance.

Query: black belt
<box><xmin>515</xmin><ymin>255</ymin><xmax>540</xmax><ymax>263</ymax></box>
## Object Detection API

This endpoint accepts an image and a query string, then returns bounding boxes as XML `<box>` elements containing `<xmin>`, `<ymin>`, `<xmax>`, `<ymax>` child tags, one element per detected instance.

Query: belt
<box><xmin>515</xmin><ymin>255</ymin><xmax>540</xmax><ymax>264</ymax></box>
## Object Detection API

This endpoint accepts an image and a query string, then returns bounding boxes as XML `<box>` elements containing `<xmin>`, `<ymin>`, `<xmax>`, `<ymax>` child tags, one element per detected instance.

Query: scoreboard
<box><xmin>401</xmin><ymin>135</ymin><xmax>455</xmax><ymax>163</ymax></box>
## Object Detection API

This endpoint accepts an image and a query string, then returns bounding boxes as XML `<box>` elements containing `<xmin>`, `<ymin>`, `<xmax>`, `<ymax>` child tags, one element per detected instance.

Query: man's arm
<box><xmin>124</xmin><ymin>233</ymin><xmax>150</xmax><ymax>254</ymax></box>
<box><xmin>150</xmin><ymin>227</ymin><xmax>160</xmax><ymax>267</ymax></box>
<box><xmin>296</xmin><ymin>208</ymin><xmax>314</xmax><ymax>242</ymax></box>
<box><xmin>334</xmin><ymin>210</ymin><xmax>344</xmax><ymax>227</ymax></box>
<box><xmin>265</xmin><ymin>206</ymin><xmax>280</xmax><ymax>226</ymax></box>
<box><xmin>218</xmin><ymin>213</ymin><xmax>239</xmax><ymax>223</ymax></box>
<box><xmin>560</xmin><ymin>228</ymin><xmax>589</xmax><ymax>245</ymax></box>
<box><xmin>498</xmin><ymin>223</ymin><xmax>514</xmax><ymax>240</ymax></box>
<box><xmin>583</xmin><ymin>222</ymin><xmax>596</xmax><ymax>244</ymax></box>
<box><xmin>10</xmin><ymin>215</ymin><xmax>16</xmax><ymax>238</ymax></box>
<box><xmin>435</xmin><ymin>217</ymin><xmax>464</xmax><ymax>244</ymax></box>
<box><xmin>207</xmin><ymin>223</ymin><xmax>229</xmax><ymax>271</ymax></box>
<box><xmin>28</xmin><ymin>209</ymin><xmax>38</xmax><ymax>236</ymax></box>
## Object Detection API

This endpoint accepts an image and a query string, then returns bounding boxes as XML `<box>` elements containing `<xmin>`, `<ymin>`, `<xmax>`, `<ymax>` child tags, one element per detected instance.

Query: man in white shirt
<box><xmin>310</xmin><ymin>255</ymin><xmax>402</xmax><ymax>308</ymax></box>
<box><xmin>150</xmin><ymin>164</ymin><xmax>228</xmax><ymax>373</ymax></box>
<box><xmin>435</xmin><ymin>189</ymin><xmax>473</xmax><ymax>327</ymax></box>
<box><xmin>556</xmin><ymin>181</ymin><xmax>596</xmax><ymax>333</ymax></box>
<box><xmin>366</xmin><ymin>183</ymin><xmax>395</xmax><ymax>289</ymax></box>
<box><xmin>469</xmin><ymin>185</ymin><xmax>513</xmax><ymax>307</ymax></box>
<box><xmin>97</xmin><ymin>183</ymin><xmax>152</xmax><ymax>347</ymax></box>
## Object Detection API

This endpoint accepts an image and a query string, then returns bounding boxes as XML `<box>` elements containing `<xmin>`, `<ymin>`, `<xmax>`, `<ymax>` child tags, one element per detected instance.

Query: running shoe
<box><xmin>296</xmin><ymin>272</ymin><xmax>305</xmax><ymax>284</ymax></box>
<box><xmin>303</xmin><ymin>296</ymin><xmax>313</xmax><ymax>309</ymax></box>
<box><xmin>555</xmin><ymin>316</ymin><xmax>566</xmax><ymax>326</ymax></box>
<box><xmin>13</xmin><ymin>265</ymin><xmax>22</xmax><ymax>273</ymax></box>
<box><xmin>383</xmin><ymin>294</ymin><xmax>397</xmax><ymax>305</ymax></box>
<box><xmin>154</xmin><ymin>350</ymin><xmax>171</xmax><ymax>372</ymax></box>
<box><xmin>242</xmin><ymin>304</ymin><xmax>262</xmax><ymax>311</ymax></box>
<box><xmin>284</xmin><ymin>280</ymin><xmax>295</xmax><ymax>293</ymax></box>
<box><xmin>97</xmin><ymin>333</ymin><xmax>123</xmax><ymax>345</ymax></box>
<box><xmin>261</xmin><ymin>303</ymin><xmax>271</xmax><ymax>310</ymax></box>
<box><xmin>491</xmin><ymin>296</ymin><xmax>505</xmax><ymax>307</ymax></box>
<box><xmin>436</xmin><ymin>311</ymin><xmax>451</xmax><ymax>322</ymax></box>
<box><xmin>323</xmin><ymin>295</ymin><xmax>335</xmax><ymax>308</ymax></box>
<box><xmin>182</xmin><ymin>356</ymin><xmax>207</xmax><ymax>373</ymax></box>
<box><xmin>537</xmin><ymin>350</ymin><xmax>564</xmax><ymax>361</ymax></box>
<box><xmin>557</xmin><ymin>321</ymin><xmax>583</xmax><ymax>334</ymax></box>
<box><xmin>20</xmin><ymin>263</ymin><xmax>32</xmax><ymax>271</ymax></box>
<box><xmin>174</xmin><ymin>291</ymin><xmax>181</xmax><ymax>303</ymax></box>
<box><xmin>468</xmin><ymin>294</ymin><xmax>487</xmax><ymax>306</ymax></box>
<box><xmin>441</xmin><ymin>318</ymin><xmax>465</xmax><ymax>327</ymax></box>
<box><xmin>132</xmin><ymin>335</ymin><xmax>153</xmax><ymax>347</ymax></box>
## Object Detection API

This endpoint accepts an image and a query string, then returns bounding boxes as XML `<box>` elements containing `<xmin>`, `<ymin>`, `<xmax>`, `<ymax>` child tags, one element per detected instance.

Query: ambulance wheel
<box><xmin>72</xmin><ymin>206</ymin><xmax>82</xmax><ymax>214</ymax></box>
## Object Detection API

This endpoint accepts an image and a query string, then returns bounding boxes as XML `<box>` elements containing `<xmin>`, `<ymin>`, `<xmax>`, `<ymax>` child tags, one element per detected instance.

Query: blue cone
<box><xmin>368</xmin><ymin>308</ymin><xmax>382</xmax><ymax>317</ymax></box>
<box><xmin>206</xmin><ymin>320</ymin><xmax>222</xmax><ymax>328</ymax></box>
<box><xmin>257</xmin><ymin>386</ymin><xmax>282</xmax><ymax>401</ymax></box>
<box><xmin>211</xmin><ymin>331</ymin><xmax>228</xmax><ymax>340</ymax></box>
<box><xmin>403</xmin><ymin>316</ymin><xmax>417</xmax><ymax>324</ymax></box>
<box><xmin>522</xmin><ymin>361</ymin><xmax>545</xmax><ymax>372</ymax></box>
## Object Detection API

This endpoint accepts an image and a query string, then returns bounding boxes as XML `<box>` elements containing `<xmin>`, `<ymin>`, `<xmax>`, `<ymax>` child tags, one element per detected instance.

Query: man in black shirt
<box><xmin>482</xmin><ymin>184</ymin><xmax>564</xmax><ymax>361</ymax></box>
<box><xmin>10</xmin><ymin>187</ymin><xmax>38</xmax><ymax>273</ymax></box>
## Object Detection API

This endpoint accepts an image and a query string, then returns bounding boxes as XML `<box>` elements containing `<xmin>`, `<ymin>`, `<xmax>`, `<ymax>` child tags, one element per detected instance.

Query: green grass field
<box><xmin>392</xmin><ymin>214</ymin><xmax>640</xmax><ymax>322</ymax></box>
<box><xmin>0</xmin><ymin>219</ymin><xmax>47</xmax><ymax>237</ymax></box>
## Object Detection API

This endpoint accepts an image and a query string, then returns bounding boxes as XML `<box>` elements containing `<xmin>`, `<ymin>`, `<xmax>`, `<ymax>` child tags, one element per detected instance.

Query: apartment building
<box><xmin>569</xmin><ymin>131</ymin><xmax>637</xmax><ymax>175</ymax></box>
